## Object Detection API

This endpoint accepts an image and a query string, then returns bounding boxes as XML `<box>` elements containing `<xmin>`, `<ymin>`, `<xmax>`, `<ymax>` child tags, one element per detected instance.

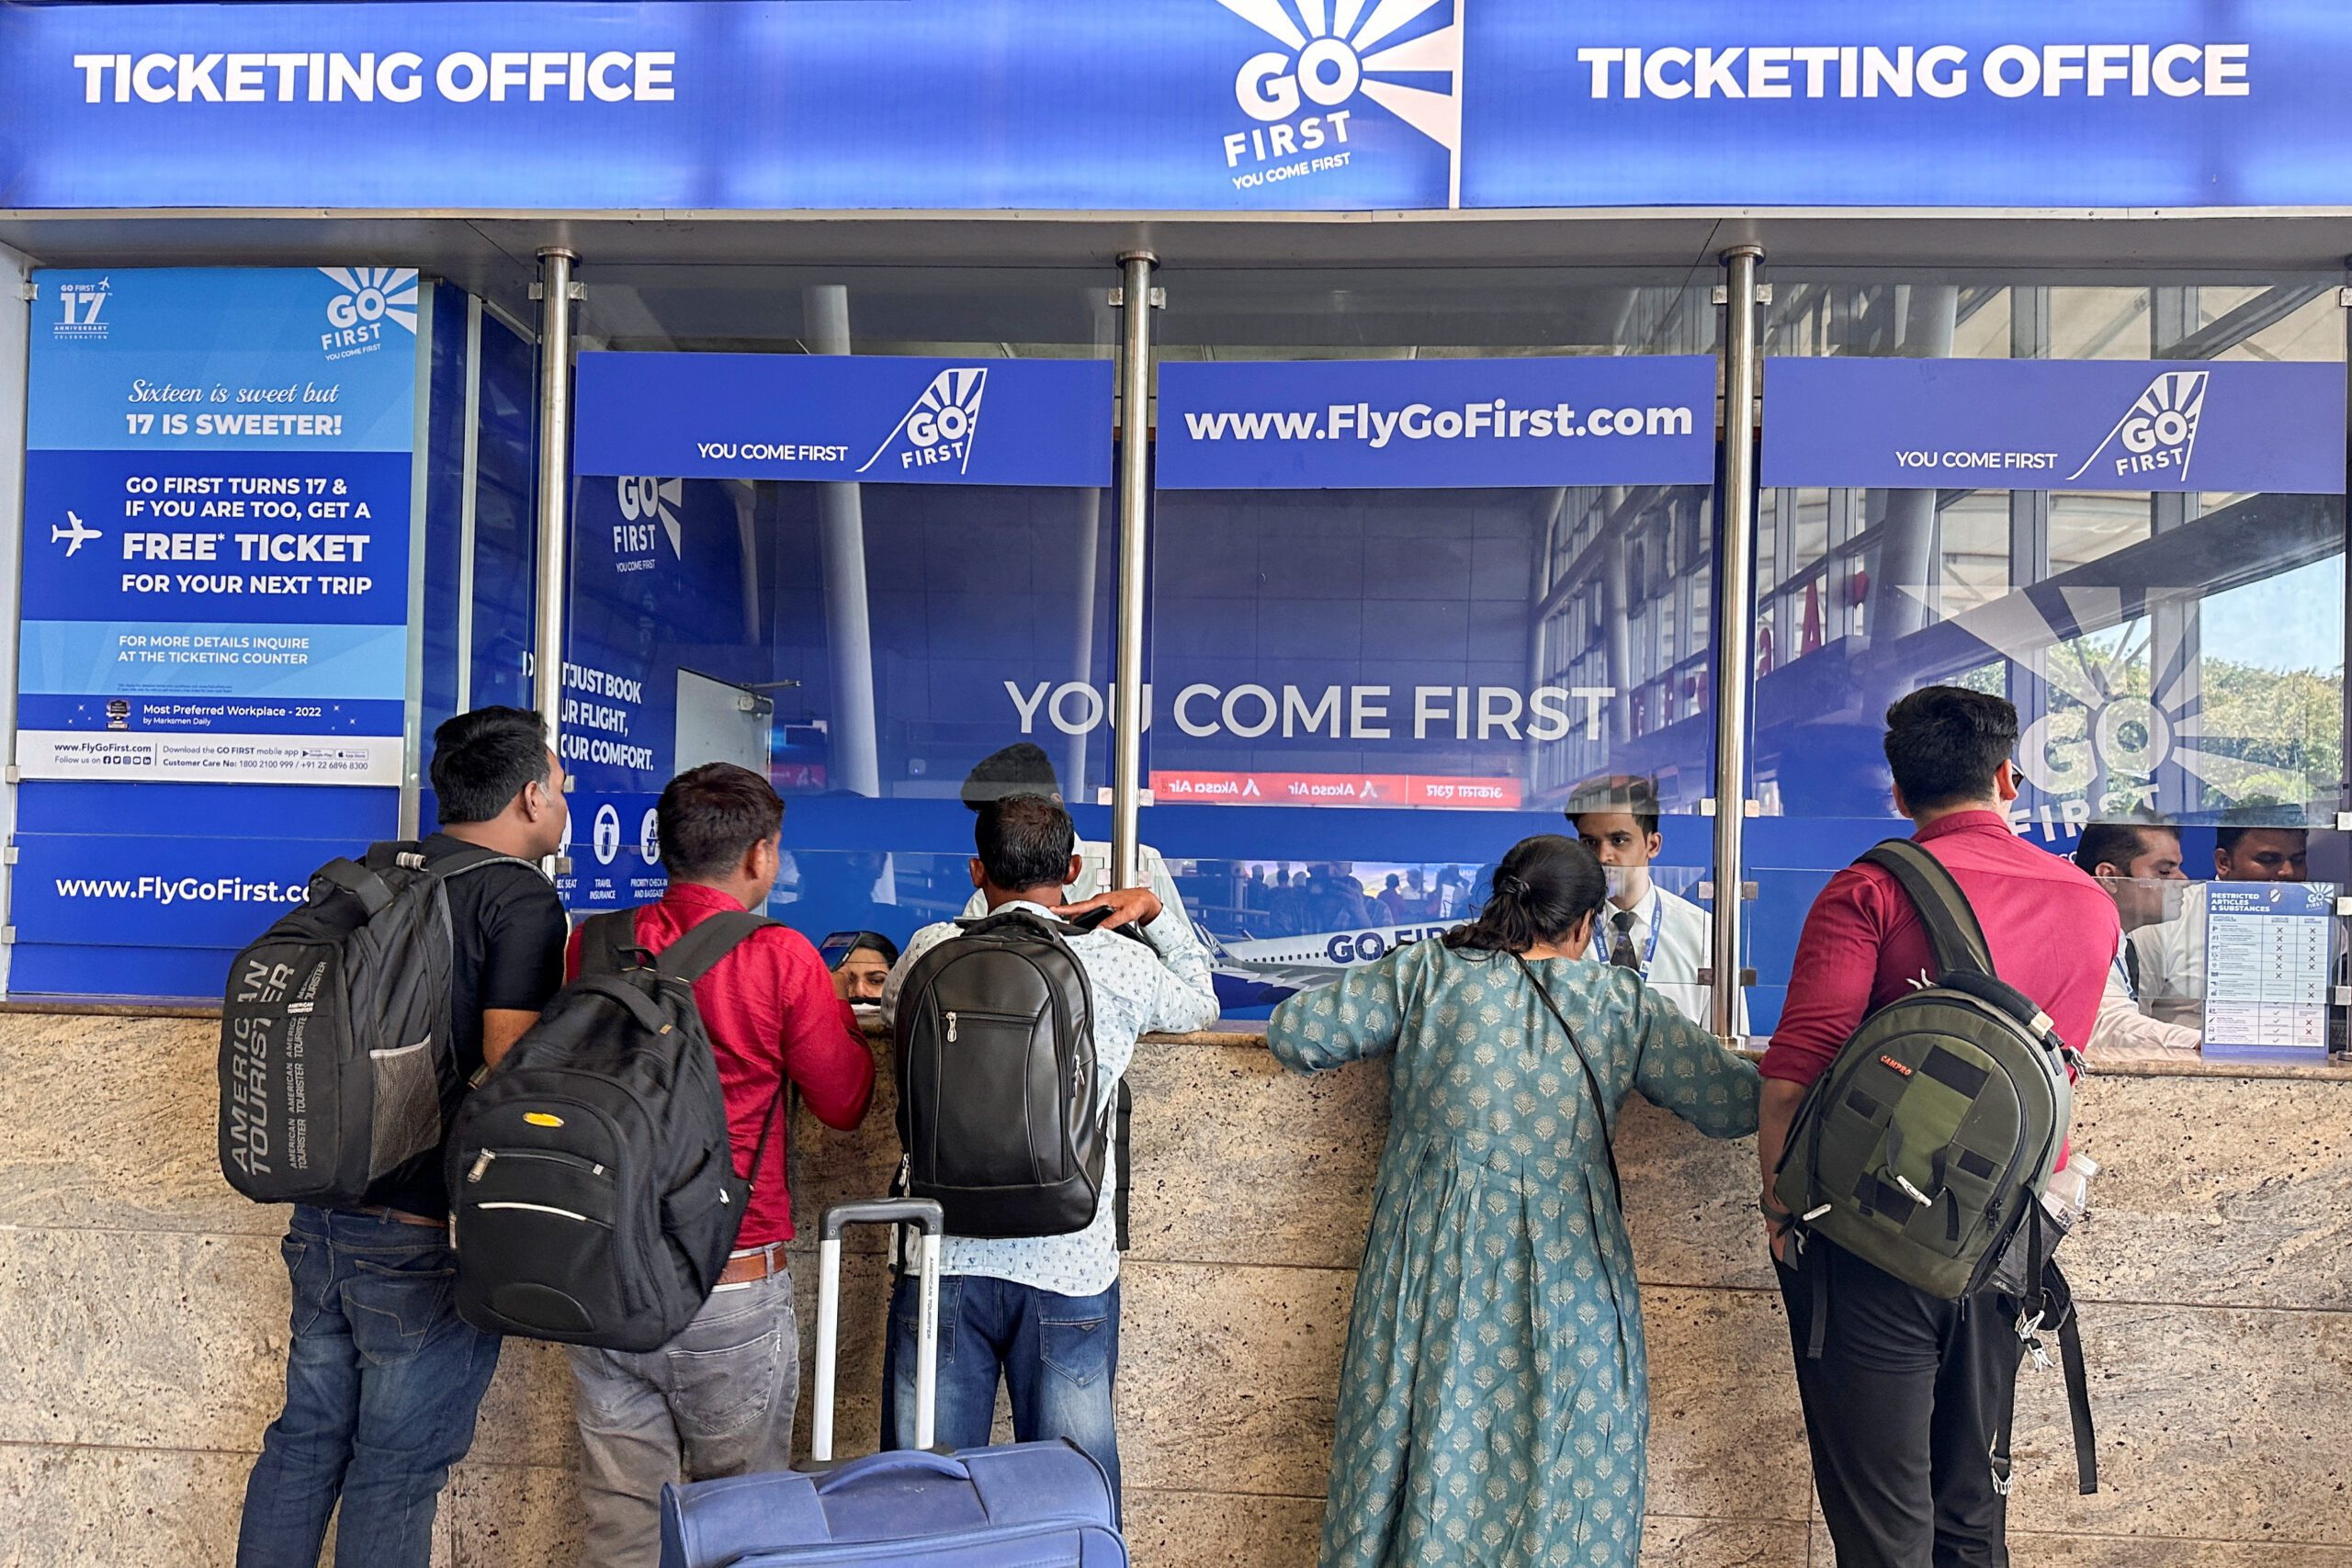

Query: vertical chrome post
<box><xmin>530</xmin><ymin>249</ymin><xmax>578</xmax><ymax>802</ymax></box>
<box><xmin>1109</xmin><ymin>253</ymin><xmax>1158</xmax><ymax>890</ymax></box>
<box><xmin>804</xmin><ymin>283</ymin><xmax>882</xmax><ymax>797</ymax></box>
<box><xmin>1712</xmin><ymin>245</ymin><xmax>1764</xmax><ymax>1041</ymax></box>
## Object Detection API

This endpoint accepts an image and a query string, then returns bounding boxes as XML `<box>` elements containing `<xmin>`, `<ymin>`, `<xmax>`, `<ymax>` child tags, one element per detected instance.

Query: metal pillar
<box><xmin>1066</xmin><ymin>488</ymin><xmax>1103</xmax><ymax>799</ymax></box>
<box><xmin>805</xmin><ymin>284</ymin><xmax>882</xmax><ymax>798</ymax></box>
<box><xmin>1869</xmin><ymin>285</ymin><xmax>1960</xmax><ymax>646</ymax></box>
<box><xmin>530</xmin><ymin>249</ymin><xmax>577</xmax><ymax>797</ymax></box>
<box><xmin>1710</xmin><ymin>245</ymin><xmax>1764</xmax><ymax>1041</ymax></box>
<box><xmin>1109</xmin><ymin>253</ymin><xmax>1159</xmax><ymax>890</ymax></box>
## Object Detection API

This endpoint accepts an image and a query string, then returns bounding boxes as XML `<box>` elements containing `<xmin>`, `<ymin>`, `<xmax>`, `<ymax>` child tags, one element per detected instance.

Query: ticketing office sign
<box><xmin>1156</xmin><ymin>357</ymin><xmax>1718</xmax><ymax>489</ymax></box>
<box><xmin>1761</xmin><ymin>358</ymin><xmax>2346</xmax><ymax>494</ymax></box>
<box><xmin>1</xmin><ymin>4</ymin><xmax>2346</xmax><ymax>213</ymax></box>
<box><xmin>19</xmin><ymin>269</ymin><xmax>421</xmax><ymax>784</ymax></box>
<box><xmin>575</xmin><ymin>355</ymin><xmax>1114</xmax><ymax>488</ymax></box>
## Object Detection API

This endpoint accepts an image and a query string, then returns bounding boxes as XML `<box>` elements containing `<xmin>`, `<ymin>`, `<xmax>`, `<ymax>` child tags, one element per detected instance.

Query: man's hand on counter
<box><xmin>1062</xmin><ymin>886</ymin><xmax>1163</xmax><ymax>931</ymax></box>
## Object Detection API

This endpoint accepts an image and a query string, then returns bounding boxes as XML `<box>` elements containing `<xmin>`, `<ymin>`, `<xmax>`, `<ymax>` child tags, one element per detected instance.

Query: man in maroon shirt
<box><xmin>563</xmin><ymin>762</ymin><xmax>876</xmax><ymax>1568</ymax></box>
<box><xmin>1759</xmin><ymin>688</ymin><xmax>2115</xmax><ymax>1568</ymax></box>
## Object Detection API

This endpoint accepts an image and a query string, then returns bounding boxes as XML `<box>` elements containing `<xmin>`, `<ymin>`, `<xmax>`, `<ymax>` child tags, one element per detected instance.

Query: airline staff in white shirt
<box><xmin>2072</xmin><ymin>818</ymin><xmax>2199</xmax><ymax>1061</ymax></box>
<box><xmin>2129</xmin><ymin>818</ymin><xmax>2310</xmax><ymax>1028</ymax></box>
<box><xmin>1566</xmin><ymin>774</ymin><xmax>1748</xmax><ymax>1035</ymax></box>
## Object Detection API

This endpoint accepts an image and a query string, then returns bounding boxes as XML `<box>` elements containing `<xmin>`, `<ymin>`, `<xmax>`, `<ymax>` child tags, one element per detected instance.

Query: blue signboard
<box><xmin>0</xmin><ymin>3</ymin><xmax>2345</xmax><ymax>213</ymax></box>
<box><xmin>21</xmin><ymin>268</ymin><xmax>423</xmax><ymax>784</ymax></box>
<box><xmin>2200</xmin><ymin>880</ymin><xmax>2337</xmax><ymax>1063</ymax></box>
<box><xmin>1156</xmin><ymin>356</ymin><xmax>1716</xmax><ymax>489</ymax></box>
<box><xmin>1760</xmin><ymin>358</ymin><xmax>2346</xmax><ymax>495</ymax></box>
<box><xmin>574</xmin><ymin>355</ymin><xmax>1114</xmax><ymax>487</ymax></box>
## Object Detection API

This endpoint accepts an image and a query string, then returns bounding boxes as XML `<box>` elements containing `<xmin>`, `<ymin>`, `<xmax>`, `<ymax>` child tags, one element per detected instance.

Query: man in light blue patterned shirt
<box><xmin>877</xmin><ymin>794</ymin><xmax>1218</xmax><ymax>1512</ymax></box>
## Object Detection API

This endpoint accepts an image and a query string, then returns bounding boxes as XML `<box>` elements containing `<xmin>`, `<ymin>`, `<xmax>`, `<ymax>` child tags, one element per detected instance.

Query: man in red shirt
<box><xmin>1758</xmin><ymin>688</ymin><xmax>2115</xmax><ymax>1568</ymax></box>
<box><xmin>564</xmin><ymin>762</ymin><xmax>876</xmax><ymax>1568</ymax></box>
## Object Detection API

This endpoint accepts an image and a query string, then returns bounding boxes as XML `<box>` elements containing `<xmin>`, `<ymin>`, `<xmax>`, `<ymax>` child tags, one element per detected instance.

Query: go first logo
<box><xmin>2065</xmin><ymin>370</ymin><xmax>2209</xmax><ymax>483</ymax></box>
<box><xmin>1217</xmin><ymin>0</ymin><xmax>1462</xmax><ymax>197</ymax></box>
<box><xmin>859</xmin><ymin>367</ymin><xmax>989</xmax><ymax>475</ymax></box>
<box><xmin>318</xmin><ymin>266</ymin><xmax>419</xmax><ymax>359</ymax></box>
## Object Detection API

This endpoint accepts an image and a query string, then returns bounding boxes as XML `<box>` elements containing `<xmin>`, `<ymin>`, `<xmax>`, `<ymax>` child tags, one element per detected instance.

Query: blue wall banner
<box><xmin>0</xmin><ymin>4</ymin><xmax>2340</xmax><ymax>214</ymax></box>
<box><xmin>20</xmin><ymin>268</ymin><xmax>423</xmax><ymax>784</ymax></box>
<box><xmin>1759</xmin><ymin>358</ymin><xmax>2347</xmax><ymax>495</ymax></box>
<box><xmin>574</xmin><ymin>355</ymin><xmax>1114</xmax><ymax>487</ymax></box>
<box><xmin>1156</xmin><ymin>356</ymin><xmax>1717</xmax><ymax>489</ymax></box>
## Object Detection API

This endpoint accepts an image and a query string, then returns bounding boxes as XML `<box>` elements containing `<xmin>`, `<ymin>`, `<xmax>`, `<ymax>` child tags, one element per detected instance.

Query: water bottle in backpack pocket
<box><xmin>217</xmin><ymin>840</ymin><xmax>534</xmax><ymax>1206</ymax></box>
<box><xmin>447</xmin><ymin>908</ymin><xmax>781</xmax><ymax>1353</ymax></box>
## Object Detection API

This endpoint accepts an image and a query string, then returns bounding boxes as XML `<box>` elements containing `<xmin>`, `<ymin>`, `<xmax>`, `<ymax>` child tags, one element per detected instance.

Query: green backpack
<box><xmin>1773</xmin><ymin>840</ymin><xmax>2076</xmax><ymax>1302</ymax></box>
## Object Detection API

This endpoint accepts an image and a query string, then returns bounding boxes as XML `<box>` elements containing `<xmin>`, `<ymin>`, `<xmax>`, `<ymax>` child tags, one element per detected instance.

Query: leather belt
<box><xmin>347</xmin><ymin>1205</ymin><xmax>443</xmax><ymax>1229</ymax></box>
<box><xmin>716</xmin><ymin>1244</ymin><xmax>787</xmax><ymax>1288</ymax></box>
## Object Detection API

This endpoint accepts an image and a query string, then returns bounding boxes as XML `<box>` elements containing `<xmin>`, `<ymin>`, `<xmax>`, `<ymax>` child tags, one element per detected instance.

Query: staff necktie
<box><xmin>2123</xmin><ymin>939</ymin><xmax>2143</xmax><ymax>999</ymax></box>
<box><xmin>1609</xmin><ymin>908</ymin><xmax>1641</xmax><ymax>971</ymax></box>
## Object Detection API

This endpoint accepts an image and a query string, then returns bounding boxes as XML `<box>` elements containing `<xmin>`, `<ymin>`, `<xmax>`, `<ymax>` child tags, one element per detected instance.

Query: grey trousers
<box><xmin>566</xmin><ymin>1267</ymin><xmax>799</xmax><ymax>1568</ymax></box>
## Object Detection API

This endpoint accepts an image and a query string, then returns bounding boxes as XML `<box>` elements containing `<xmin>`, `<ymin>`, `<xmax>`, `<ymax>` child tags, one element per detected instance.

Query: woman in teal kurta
<box><xmin>1269</xmin><ymin>834</ymin><xmax>1760</xmax><ymax>1568</ymax></box>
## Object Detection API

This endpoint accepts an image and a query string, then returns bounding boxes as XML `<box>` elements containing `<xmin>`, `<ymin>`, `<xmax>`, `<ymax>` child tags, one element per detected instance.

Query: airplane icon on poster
<box><xmin>51</xmin><ymin>511</ymin><xmax>99</xmax><ymax>557</ymax></box>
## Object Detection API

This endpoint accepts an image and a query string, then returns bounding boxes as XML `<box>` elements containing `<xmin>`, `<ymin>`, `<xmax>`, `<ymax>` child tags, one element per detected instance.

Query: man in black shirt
<box><xmin>237</xmin><ymin>707</ymin><xmax>570</xmax><ymax>1568</ymax></box>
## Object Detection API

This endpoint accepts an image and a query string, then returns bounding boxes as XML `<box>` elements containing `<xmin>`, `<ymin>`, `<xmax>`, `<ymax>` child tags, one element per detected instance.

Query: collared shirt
<box><xmin>883</xmin><ymin>898</ymin><xmax>1220</xmax><ymax>1298</ymax></box>
<box><xmin>564</xmin><ymin>882</ymin><xmax>876</xmax><ymax>1248</ymax></box>
<box><xmin>960</xmin><ymin>837</ymin><xmax>1192</xmax><ymax>928</ymax></box>
<box><xmin>1599</xmin><ymin>883</ymin><xmax>1750</xmax><ymax>1036</ymax></box>
<box><xmin>2086</xmin><ymin>930</ymin><xmax>2201</xmax><ymax>1063</ymax></box>
<box><xmin>2130</xmin><ymin>880</ymin><xmax>2209</xmax><ymax>1019</ymax></box>
<box><xmin>1762</xmin><ymin>810</ymin><xmax>2118</xmax><ymax>1089</ymax></box>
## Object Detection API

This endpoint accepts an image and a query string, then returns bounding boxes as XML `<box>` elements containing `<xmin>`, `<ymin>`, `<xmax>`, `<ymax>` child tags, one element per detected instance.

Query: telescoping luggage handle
<box><xmin>811</xmin><ymin>1198</ymin><xmax>944</xmax><ymax>1464</ymax></box>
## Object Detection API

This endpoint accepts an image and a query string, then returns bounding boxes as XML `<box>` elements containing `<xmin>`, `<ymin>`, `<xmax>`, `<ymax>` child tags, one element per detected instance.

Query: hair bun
<box><xmin>1493</xmin><ymin>874</ymin><xmax>1529</xmax><ymax>897</ymax></box>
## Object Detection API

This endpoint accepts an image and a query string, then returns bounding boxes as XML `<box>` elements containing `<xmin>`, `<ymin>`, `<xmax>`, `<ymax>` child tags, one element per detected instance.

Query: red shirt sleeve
<box><xmin>767</xmin><ymin>930</ymin><xmax>876</xmax><ymax>1131</ymax></box>
<box><xmin>1759</xmin><ymin>865</ymin><xmax>1889</xmax><ymax>1088</ymax></box>
<box><xmin>562</xmin><ymin>925</ymin><xmax>584</xmax><ymax>984</ymax></box>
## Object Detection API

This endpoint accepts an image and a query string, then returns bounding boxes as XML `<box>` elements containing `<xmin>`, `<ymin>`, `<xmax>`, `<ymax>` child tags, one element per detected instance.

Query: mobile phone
<box><xmin>817</xmin><ymin>931</ymin><xmax>865</xmax><ymax>971</ymax></box>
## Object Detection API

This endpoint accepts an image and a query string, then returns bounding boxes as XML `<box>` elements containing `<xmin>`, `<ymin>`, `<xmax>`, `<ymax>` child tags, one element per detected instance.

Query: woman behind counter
<box><xmin>1268</xmin><ymin>834</ymin><xmax>1760</xmax><ymax>1568</ymax></box>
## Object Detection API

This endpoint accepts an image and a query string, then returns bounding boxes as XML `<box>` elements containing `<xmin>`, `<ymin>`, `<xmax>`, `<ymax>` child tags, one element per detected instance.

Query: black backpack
<box><xmin>218</xmin><ymin>840</ymin><xmax>535</xmax><ymax>1206</ymax></box>
<box><xmin>892</xmin><ymin>908</ymin><xmax>1112</xmax><ymax>1239</ymax></box>
<box><xmin>447</xmin><ymin>908</ymin><xmax>777</xmax><ymax>1352</ymax></box>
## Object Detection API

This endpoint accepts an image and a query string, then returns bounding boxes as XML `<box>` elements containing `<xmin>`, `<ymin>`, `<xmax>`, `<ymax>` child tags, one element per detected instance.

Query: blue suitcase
<box><xmin>659</xmin><ymin>1198</ymin><xmax>1128</xmax><ymax>1568</ymax></box>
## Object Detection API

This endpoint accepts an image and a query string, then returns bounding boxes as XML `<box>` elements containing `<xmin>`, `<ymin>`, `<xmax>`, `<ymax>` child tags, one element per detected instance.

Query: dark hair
<box><xmin>658</xmin><ymin>762</ymin><xmax>785</xmax><ymax>881</ymax></box>
<box><xmin>963</xmin><ymin>742</ymin><xmax>1061</xmax><ymax>809</ymax></box>
<box><xmin>1883</xmin><ymin>686</ymin><xmax>2018</xmax><ymax>812</ymax></box>
<box><xmin>1566</xmin><ymin>773</ymin><xmax>1662</xmax><ymax>838</ymax></box>
<box><xmin>2217</xmin><ymin>804</ymin><xmax>2306</xmax><ymax>856</ymax></box>
<box><xmin>2074</xmin><ymin>817</ymin><xmax>2177</xmax><ymax>875</ymax></box>
<box><xmin>1442</xmin><ymin>835</ymin><xmax>1609</xmax><ymax>954</ymax></box>
<box><xmin>975</xmin><ymin>793</ymin><xmax>1076</xmax><ymax>892</ymax></box>
<box><xmin>430</xmin><ymin>705</ymin><xmax>550</xmax><ymax>826</ymax></box>
<box><xmin>842</xmin><ymin>930</ymin><xmax>900</xmax><ymax>965</ymax></box>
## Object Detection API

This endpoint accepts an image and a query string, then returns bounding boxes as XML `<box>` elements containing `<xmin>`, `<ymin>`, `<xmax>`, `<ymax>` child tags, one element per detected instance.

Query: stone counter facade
<box><xmin>1</xmin><ymin>1011</ymin><xmax>2346</xmax><ymax>1565</ymax></box>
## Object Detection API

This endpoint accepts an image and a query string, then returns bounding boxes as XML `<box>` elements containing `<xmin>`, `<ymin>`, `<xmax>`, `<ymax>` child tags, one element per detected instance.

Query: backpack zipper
<box><xmin>466</xmin><ymin>1147</ymin><xmax>608</xmax><ymax>1182</ymax></box>
<box><xmin>946</xmin><ymin>1010</ymin><xmax>958</xmax><ymax>1043</ymax></box>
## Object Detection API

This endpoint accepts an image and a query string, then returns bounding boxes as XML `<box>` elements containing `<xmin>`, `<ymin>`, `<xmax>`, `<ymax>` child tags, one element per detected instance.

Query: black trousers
<box><xmin>1778</xmin><ymin>1238</ymin><xmax>2025</xmax><ymax>1568</ymax></box>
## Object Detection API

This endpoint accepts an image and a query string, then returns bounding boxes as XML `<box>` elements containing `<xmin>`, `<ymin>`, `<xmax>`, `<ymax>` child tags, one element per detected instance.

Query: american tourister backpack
<box><xmin>892</xmin><ymin>908</ymin><xmax>1112</xmax><ymax>1239</ymax></box>
<box><xmin>1773</xmin><ymin>840</ymin><xmax>2077</xmax><ymax>1302</ymax></box>
<box><xmin>218</xmin><ymin>840</ymin><xmax>536</xmax><ymax>1206</ymax></box>
<box><xmin>447</xmin><ymin>908</ymin><xmax>779</xmax><ymax>1353</ymax></box>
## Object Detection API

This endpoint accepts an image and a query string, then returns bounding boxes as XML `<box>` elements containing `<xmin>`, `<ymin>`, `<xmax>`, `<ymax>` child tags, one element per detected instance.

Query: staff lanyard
<box><xmin>1615</xmin><ymin>887</ymin><xmax>1664</xmax><ymax>976</ymax></box>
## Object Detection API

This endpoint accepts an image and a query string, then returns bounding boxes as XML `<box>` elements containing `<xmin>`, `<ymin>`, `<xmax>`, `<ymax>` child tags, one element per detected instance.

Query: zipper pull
<box><xmin>946</xmin><ymin>1010</ymin><xmax>958</xmax><ymax>1043</ymax></box>
<box><xmin>467</xmin><ymin>1150</ymin><xmax>492</xmax><ymax>1183</ymax></box>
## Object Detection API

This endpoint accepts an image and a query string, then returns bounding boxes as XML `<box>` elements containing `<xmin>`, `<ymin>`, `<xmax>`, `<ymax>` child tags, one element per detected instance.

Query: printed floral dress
<box><xmin>1269</xmin><ymin>942</ymin><xmax>1761</xmax><ymax>1568</ymax></box>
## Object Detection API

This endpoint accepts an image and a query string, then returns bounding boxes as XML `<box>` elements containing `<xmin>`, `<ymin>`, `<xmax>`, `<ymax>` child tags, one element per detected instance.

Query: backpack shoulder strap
<box><xmin>657</xmin><ymin>909</ymin><xmax>777</xmax><ymax>985</ymax></box>
<box><xmin>577</xmin><ymin>908</ymin><xmax>646</xmax><ymax>978</ymax></box>
<box><xmin>1860</xmin><ymin>839</ymin><xmax>1995</xmax><ymax>980</ymax></box>
<box><xmin>424</xmin><ymin>840</ymin><xmax>541</xmax><ymax>882</ymax></box>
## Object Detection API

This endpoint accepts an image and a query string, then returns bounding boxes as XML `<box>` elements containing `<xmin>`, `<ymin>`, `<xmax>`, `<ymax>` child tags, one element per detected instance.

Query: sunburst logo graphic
<box><xmin>1939</xmin><ymin>584</ymin><xmax>2273</xmax><ymax>807</ymax></box>
<box><xmin>319</xmin><ymin>267</ymin><xmax>420</xmax><ymax>335</ymax></box>
<box><xmin>616</xmin><ymin>477</ymin><xmax>684</xmax><ymax>558</ymax></box>
<box><xmin>1216</xmin><ymin>0</ymin><xmax>1464</xmax><ymax>204</ymax></box>
<box><xmin>2064</xmin><ymin>370</ymin><xmax>2208</xmax><ymax>484</ymax></box>
<box><xmin>859</xmin><ymin>367</ymin><xmax>987</xmax><ymax>476</ymax></box>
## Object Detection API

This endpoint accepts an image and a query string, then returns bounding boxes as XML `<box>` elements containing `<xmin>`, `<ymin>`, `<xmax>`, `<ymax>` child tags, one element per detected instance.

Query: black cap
<box><xmin>961</xmin><ymin>742</ymin><xmax>1062</xmax><ymax>809</ymax></box>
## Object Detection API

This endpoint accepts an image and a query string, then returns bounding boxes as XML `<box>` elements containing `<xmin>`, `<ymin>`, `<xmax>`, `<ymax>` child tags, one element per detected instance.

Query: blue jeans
<box><xmin>236</xmin><ymin>1207</ymin><xmax>503</xmax><ymax>1568</ymax></box>
<box><xmin>880</xmin><ymin>1273</ymin><xmax>1122</xmax><ymax>1514</ymax></box>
